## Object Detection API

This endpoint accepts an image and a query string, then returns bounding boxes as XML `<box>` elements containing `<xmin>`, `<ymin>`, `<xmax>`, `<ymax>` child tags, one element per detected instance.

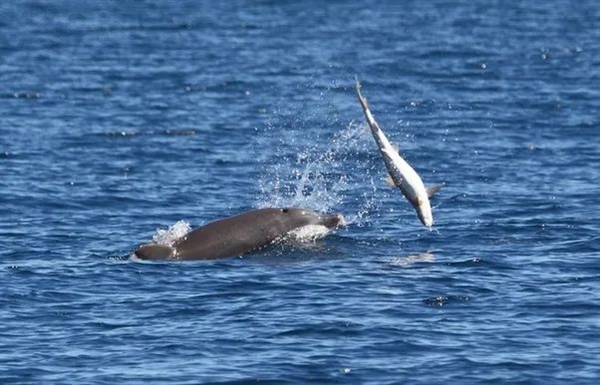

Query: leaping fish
<box><xmin>355</xmin><ymin>79</ymin><xmax>443</xmax><ymax>228</ymax></box>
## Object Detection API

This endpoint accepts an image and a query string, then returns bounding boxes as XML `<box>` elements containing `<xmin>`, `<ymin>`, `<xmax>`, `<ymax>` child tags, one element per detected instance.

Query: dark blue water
<box><xmin>1</xmin><ymin>1</ymin><xmax>599</xmax><ymax>384</ymax></box>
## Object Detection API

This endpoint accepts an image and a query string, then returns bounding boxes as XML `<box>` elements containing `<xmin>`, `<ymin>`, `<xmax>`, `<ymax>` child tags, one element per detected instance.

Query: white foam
<box><xmin>151</xmin><ymin>220</ymin><xmax>192</xmax><ymax>246</ymax></box>
<box><xmin>285</xmin><ymin>224</ymin><xmax>332</xmax><ymax>242</ymax></box>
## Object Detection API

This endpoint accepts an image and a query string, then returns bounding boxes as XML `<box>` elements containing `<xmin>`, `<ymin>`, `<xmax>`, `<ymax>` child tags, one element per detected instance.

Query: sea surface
<box><xmin>1</xmin><ymin>1</ymin><xmax>599</xmax><ymax>384</ymax></box>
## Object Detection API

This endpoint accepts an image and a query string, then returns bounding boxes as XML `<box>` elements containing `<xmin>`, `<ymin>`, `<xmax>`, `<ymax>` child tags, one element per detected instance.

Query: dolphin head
<box><xmin>278</xmin><ymin>208</ymin><xmax>346</xmax><ymax>230</ymax></box>
<box><xmin>316</xmin><ymin>212</ymin><xmax>347</xmax><ymax>229</ymax></box>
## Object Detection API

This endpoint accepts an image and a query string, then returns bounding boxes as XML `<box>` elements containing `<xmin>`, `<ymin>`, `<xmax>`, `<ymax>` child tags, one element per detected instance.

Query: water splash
<box><xmin>256</xmin><ymin>118</ymin><xmax>382</xmax><ymax>225</ymax></box>
<box><xmin>151</xmin><ymin>220</ymin><xmax>191</xmax><ymax>246</ymax></box>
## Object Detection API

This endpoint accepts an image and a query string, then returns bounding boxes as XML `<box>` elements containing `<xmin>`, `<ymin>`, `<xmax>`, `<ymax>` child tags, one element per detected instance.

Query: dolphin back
<box><xmin>133</xmin><ymin>208</ymin><xmax>345</xmax><ymax>261</ymax></box>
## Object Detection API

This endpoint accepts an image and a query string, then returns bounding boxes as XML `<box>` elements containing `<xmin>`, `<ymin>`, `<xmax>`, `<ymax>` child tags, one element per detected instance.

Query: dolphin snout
<box><xmin>320</xmin><ymin>213</ymin><xmax>346</xmax><ymax>229</ymax></box>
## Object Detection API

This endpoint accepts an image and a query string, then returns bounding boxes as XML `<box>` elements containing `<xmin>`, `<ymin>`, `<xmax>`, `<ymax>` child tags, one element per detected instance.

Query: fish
<box><xmin>355</xmin><ymin>79</ymin><xmax>443</xmax><ymax>228</ymax></box>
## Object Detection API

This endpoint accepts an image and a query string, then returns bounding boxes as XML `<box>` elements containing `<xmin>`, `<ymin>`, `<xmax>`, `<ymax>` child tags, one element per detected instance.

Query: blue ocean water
<box><xmin>1</xmin><ymin>0</ymin><xmax>599</xmax><ymax>383</ymax></box>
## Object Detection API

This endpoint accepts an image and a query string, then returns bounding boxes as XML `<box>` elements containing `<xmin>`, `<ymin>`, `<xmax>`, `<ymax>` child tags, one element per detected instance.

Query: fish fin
<box><xmin>382</xmin><ymin>145</ymin><xmax>403</xmax><ymax>158</ymax></box>
<box><xmin>385</xmin><ymin>175</ymin><xmax>404</xmax><ymax>187</ymax></box>
<box><xmin>355</xmin><ymin>79</ymin><xmax>387</xmax><ymax>135</ymax></box>
<box><xmin>426</xmin><ymin>183</ymin><xmax>445</xmax><ymax>198</ymax></box>
<box><xmin>384</xmin><ymin>175</ymin><xmax>396</xmax><ymax>187</ymax></box>
<box><xmin>134</xmin><ymin>244</ymin><xmax>175</xmax><ymax>260</ymax></box>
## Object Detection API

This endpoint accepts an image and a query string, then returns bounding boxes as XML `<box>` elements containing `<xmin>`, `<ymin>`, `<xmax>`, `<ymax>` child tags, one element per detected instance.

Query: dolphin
<box><xmin>134</xmin><ymin>207</ymin><xmax>346</xmax><ymax>261</ymax></box>
<box><xmin>355</xmin><ymin>79</ymin><xmax>442</xmax><ymax>228</ymax></box>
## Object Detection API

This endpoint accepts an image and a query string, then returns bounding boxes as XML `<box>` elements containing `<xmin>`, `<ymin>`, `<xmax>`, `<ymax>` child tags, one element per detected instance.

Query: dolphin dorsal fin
<box><xmin>426</xmin><ymin>183</ymin><xmax>445</xmax><ymax>198</ymax></box>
